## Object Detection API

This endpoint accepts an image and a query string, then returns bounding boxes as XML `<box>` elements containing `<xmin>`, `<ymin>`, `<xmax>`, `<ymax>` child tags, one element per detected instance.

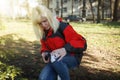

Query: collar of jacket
<box><xmin>44</xmin><ymin>28</ymin><xmax>53</xmax><ymax>38</ymax></box>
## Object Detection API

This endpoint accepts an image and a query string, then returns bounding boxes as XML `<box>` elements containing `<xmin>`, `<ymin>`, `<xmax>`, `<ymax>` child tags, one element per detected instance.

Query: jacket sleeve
<box><xmin>61</xmin><ymin>23</ymin><xmax>87</xmax><ymax>53</ymax></box>
<box><xmin>40</xmin><ymin>39</ymin><xmax>50</xmax><ymax>53</ymax></box>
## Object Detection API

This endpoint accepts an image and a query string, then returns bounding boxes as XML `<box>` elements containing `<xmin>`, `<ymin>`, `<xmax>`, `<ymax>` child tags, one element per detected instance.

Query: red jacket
<box><xmin>40</xmin><ymin>22</ymin><xmax>87</xmax><ymax>55</ymax></box>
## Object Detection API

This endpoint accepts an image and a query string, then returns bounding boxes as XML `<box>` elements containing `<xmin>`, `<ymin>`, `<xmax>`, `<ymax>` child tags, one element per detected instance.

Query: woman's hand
<box><xmin>41</xmin><ymin>52</ymin><xmax>50</xmax><ymax>63</ymax></box>
<box><xmin>51</xmin><ymin>48</ymin><xmax>67</xmax><ymax>61</ymax></box>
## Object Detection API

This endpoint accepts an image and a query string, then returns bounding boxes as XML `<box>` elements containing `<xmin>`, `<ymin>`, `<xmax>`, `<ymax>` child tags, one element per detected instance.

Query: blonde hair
<box><xmin>32</xmin><ymin>5</ymin><xmax>59</xmax><ymax>40</ymax></box>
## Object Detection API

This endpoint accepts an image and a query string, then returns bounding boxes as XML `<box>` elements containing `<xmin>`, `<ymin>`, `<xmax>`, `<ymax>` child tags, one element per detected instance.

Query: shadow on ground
<box><xmin>102</xmin><ymin>22</ymin><xmax>120</xmax><ymax>28</ymax></box>
<box><xmin>0</xmin><ymin>34</ymin><xmax>120</xmax><ymax>80</ymax></box>
<box><xmin>0</xmin><ymin>34</ymin><xmax>43</xmax><ymax>80</ymax></box>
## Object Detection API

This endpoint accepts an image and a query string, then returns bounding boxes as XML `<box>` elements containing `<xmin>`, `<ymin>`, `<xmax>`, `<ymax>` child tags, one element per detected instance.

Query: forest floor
<box><xmin>0</xmin><ymin>19</ymin><xmax>120</xmax><ymax>80</ymax></box>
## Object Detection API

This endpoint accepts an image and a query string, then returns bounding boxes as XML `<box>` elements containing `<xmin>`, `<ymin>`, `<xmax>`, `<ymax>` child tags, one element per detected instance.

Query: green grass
<box><xmin>0</xmin><ymin>20</ymin><xmax>120</xmax><ymax>80</ymax></box>
<box><xmin>71</xmin><ymin>22</ymin><xmax>120</xmax><ymax>53</ymax></box>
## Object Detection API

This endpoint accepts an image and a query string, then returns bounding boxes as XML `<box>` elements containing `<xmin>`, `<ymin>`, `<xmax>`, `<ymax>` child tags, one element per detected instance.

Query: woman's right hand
<box><xmin>41</xmin><ymin>52</ymin><xmax>50</xmax><ymax>63</ymax></box>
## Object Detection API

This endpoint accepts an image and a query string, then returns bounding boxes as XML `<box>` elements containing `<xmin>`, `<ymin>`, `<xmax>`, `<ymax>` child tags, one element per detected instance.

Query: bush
<box><xmin>0</xmin><ymin>62</ymin><xmax>22</xmax><ymax>80</ymax></box>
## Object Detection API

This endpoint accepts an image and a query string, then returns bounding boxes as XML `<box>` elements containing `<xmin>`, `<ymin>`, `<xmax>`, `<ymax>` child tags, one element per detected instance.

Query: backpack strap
<box><xmin>58</xmin><ymin>22</ymin><xmax>69</xmax><ymax>39</ymax></box>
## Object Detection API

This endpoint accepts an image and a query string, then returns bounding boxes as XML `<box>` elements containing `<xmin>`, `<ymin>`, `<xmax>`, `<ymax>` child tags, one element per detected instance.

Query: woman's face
<box><xmin>38</xmin><ymin>17</ymin><xmax>51</xmax><ymax>30</ymax></box>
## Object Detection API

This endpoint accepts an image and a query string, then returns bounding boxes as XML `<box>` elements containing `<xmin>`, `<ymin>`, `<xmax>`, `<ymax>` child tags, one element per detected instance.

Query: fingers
<box><xmin>42</xmin><ymin>56</ymin><xmax>48</xmax><ymax>63</ymax></box>
<box><xmin>41</xmin><ymin>48</ymin><xmax>67</xmax><ymax>63</ymax></box>
<box><xmin>41</xmin><ymin>52</ymin><xmax>50</xmax><ymax>63</ymax></box>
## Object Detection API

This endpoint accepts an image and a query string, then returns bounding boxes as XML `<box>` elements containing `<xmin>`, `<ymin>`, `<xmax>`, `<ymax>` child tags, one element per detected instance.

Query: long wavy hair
<box><xmin>32</xmin><ymin>5</ymin><xmax>59</xmax><ymax>40</ymax></box>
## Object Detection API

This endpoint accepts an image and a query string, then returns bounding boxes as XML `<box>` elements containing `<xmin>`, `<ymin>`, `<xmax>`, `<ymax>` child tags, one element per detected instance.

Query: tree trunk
<box><xmin>79</xmin><ymin>0</ymin><xmax>82</xmax><ymax>17</ymax></box>
<box><xmin>89</xmin><ymin>0</ymin><xmax>95</xmax><ymax>23</ymax></box>
<box><xmin>61</xmin><ymin>0</ymin><xmax>63</xmax><ymax>18</ymax></box>
<box><xmin>56</xmin><ymin>0</ymin><xmax>59</xmax><ymax>16</ymax></box>
<box><xmin>97</xmin><ymin>0</ymin><xmax>101</xmax><ymax>23</ymax></box>
<box><xmin>82</xmin><ymin>0</ymin><xmax>86</xmax><ymax>18</ymax></box>
<box><xmin>109</xmin><ymin>0</ymin><xmax>112</xmax><ymax>19</ymax></box>
<box><xmin>71</xmin><ymin>0</ymin><xmax>74</xmax><ymax>15</ymax></box>
<box><xmin>101</xmin><ymin>0</ymin><xmax>104</xmax><ymax>20</ymax></box>
<box><xmin>112</xmin><ymin>0</ymin><xmax>119</xmax><ymax>21</ymax></box>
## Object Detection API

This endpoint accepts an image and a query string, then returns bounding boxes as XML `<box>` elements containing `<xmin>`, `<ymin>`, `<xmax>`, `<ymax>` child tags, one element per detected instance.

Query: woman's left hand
<box><xmin>51</xmin><ymin>48</ymin><xmax>67</xmax><ymax>61</ymax></box>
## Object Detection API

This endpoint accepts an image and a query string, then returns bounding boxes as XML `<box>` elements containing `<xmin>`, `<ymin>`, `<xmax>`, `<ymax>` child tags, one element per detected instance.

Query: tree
<box><xmin>89</xmin><ymin>0</ymin><xmax>95</xmax><ymax>23</ymax></box>
<box><xmin>109</xmin><ymin>0</ymin><xmax>113</xmax><ymax>19</ymax></box>
<box><xmin>9</xmin><ymin>0</ymin><xmax>19</xmax><ymax>19</ymax></box>
<box><xmin>24</xmin><ymin>0</ymin><xmax>30</xmax><ymax>19</ymax></box>
<box><xmin>82</xmin><ymin>0</ymin><xmax>86</xmax><ymax>19</ymax></box>
<box><xmin>56</xmin><ymin>0</ymin><xmax>60</xmax><ymax>16</ymax></box>
<box><xmin>112</xmin><ymin>0</ymin><xmax>119</xmax><ymax>21</ymax></box>
<box><xmin>97</xmin><ymin>0</ymin><xmax>102</xmax><ymax>23</ymax></box>
<box><xmin>101</xmin><ymin>0</ymin><xmax>104</xmax><ymax>20</ymax></box>
<box><xmin>71</xmin><ymin>0</ymin><xmax>74</xmax><ymax>15</ymax></box>
<box><xmin>61</xmin><ymin>0</ymin><xmax>63</xmax><ymax>18</ymax></box>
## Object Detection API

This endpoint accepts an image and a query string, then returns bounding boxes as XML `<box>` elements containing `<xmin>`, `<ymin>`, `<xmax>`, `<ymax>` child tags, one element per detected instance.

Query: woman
<box><xmin>32</xmin><ymin>5</ymin><xmax>87</xmax><ymax>80</ymax></box>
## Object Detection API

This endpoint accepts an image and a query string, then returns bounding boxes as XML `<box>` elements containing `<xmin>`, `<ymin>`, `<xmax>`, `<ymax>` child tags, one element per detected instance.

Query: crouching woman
<box><xmin>32</xmin><ymin>5</ymin><xmax>87</xmax><ymax>80</ymax></box>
